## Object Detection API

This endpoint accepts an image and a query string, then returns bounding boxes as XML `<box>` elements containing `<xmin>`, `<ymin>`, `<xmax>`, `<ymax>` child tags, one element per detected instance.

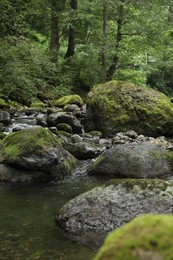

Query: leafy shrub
<box><xmin>0</xmin><ymin>36</ymin><xmax>71</xmax><ymax>105</ymax></box>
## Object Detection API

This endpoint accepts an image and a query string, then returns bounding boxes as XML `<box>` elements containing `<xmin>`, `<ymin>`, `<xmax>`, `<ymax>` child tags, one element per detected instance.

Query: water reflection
<box><xmin>0</xmin><ymin>178</ymin><xmax>101</xmax><ymax>260</ymax></box>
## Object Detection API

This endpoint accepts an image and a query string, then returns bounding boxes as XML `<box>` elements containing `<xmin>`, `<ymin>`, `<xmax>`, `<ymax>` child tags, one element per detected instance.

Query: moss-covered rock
<box><xmin>31</xmin><ymin>100</ymin><xmax>46</xmax><ymax>109</ymax></box>
<box><xmin>57</xmin><ymin>123</ymin><xmax>73</xmax><ymax>133</ymax></box>
<box><xmin>56</xmin><ymin>179</ymin><xmax>173</xmax><ymax>247</ymax></box>
<box><xmin>94</xmin><ymin>214</ymin><xmax>173</xmax><ymax>260</ymax></box>
<box><xmin>0</xmin><ymin>127</ymin><xmax>77</xmax><ymax>182</ymax></box>
<box><xmin>86</xmin><ymin>80</ymin><xmax>173</xmax><ymax>137</ymax></box>
<box><xmin>0</xmin><ymin>98</ymin><xmax>10</xmax><ymax>109</ymax></box>
<box><xmin>55</xmin><ymin>95</ymin><xmax>84</xmax><ymax>108</ymax></box>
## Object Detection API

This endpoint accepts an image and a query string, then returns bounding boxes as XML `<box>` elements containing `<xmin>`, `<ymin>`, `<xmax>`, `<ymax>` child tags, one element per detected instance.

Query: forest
<box><xmin>1</xmin><ymin>0</ymin><xmax>173</xmax><ymax>105</ymax></box>
<box><xmin>2</xmin><ymin>1</ymin><xmax>173</xmax><ymax>259</ymax></box>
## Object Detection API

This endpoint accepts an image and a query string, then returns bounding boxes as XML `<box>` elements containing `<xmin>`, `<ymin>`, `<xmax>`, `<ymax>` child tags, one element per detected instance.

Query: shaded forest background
<box><xmin>1</xmin><ymin>0</ymin><xmax>173</xmax><ymax>105</ymax></box>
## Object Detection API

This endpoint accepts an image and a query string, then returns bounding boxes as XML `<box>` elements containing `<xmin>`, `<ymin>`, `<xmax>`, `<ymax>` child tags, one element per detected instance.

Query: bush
<box><xmin>0</xmin><ymin>36</ymin><xmax>69</xmax><ymax>105</ymax></box>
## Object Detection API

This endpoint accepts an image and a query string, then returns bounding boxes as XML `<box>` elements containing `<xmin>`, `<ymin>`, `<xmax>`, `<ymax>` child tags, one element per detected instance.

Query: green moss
<box><xmin>57</xmin><ymin>123</ymin><xmax>73</xmax><ymax>133</ymax></box>
<box><xmin>163</xmin><ymin>151</ymin><xmax>173</xmax><ymax>165</ymax></box>
<box><xmin>0</xmin><ymin>127</ymin><xmax>61</xmax><ymax>162</ymax></box>
<box><xmin>57</xmin><ymin>131</ymin><xmax>72</xmax><ymax>138</ymax></box>
<box><xmin>88</xmin><ymin>80</ymin><xmax>173</xmax><ymax>136</ymax></box>
<box><xmin>149</xmin><ymin>151</ymin><xmax>162</xmax><ymax>159</ymax></box>
<box><xmin>63</xmin><ymin>156</ymin><xmax>77</xmax><ymax>174</ymax></box>
<box><xmin>91</xmin><ymin>155</ymin><xmax>105</xmax><ymax>168</ymax></box>
<box><xmin>31</xmin><ymin>102</ymin><xmax>46</xmax><ymax>108</ymax></box>
<box><xmin>55</xmin><ymin>95</ymin><xmax>84</xmax><ymax>108</ymax></box>
<box><xmin>0</xmin><ymin>98</ymin><xmax>10</xmax><ymax>109</ymax></box>
<box><xmin>89</xmin><ymin>131</ymin><xmax>103</xmax><ymax>138</ymax></box>
<box><xmin>94</xmin><ymin>214</ymin><xmax>173</xmax><ymax>260</ymax></box>
<box><xmin>104</xmin><ymin>179</ymin><xmax>170</xmax><ymax>192</ymax></box>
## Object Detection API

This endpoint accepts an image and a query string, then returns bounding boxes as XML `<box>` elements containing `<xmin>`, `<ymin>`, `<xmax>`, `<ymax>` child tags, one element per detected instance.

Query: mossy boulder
<box><xmin>0</xmin><ymin>98</ymin><xmax>10</xmax><ymax>109</ymax></box>
<box><xmin>87</xmin><ymin>141</ymin><xmax>173</xmax><ymax>179</ymax></box>
<box><xmin>55</xmin><ymin>95</ymin><xmax>84</xmax><ymax>108</ymax></box>
<box><xmin>85</xmin><ymin>80</ymin><xmax>173</xmax><ymax>137</ymax></box>
<box><xmin>31</xmin><ymin>99</ymin><xmax>46</xmax><ymax>109</ymax></box>
<box><xmin>0</xmin><ymin>127</ymin><xmax>77</xmax><ymax>182</ymax></box>
<box><xmin>94</xmin><ymin>214</ymin><xmax>173</xmax><ymax>260</ymax></box>
<box><xmin>57</xmin><ymin>123</ymin><xmax>73</xmax><ymax>134</ymax></box>
<box><xmin>56</xmin><ymin>179</ymin><xmax>173</xmax><ymax>247</ymax></box>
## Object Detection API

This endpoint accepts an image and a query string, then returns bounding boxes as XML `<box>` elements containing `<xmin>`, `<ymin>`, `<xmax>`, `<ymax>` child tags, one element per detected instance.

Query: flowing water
<box><xmin>0</xmin><ymin>176</ymin><xmax>102</xmax><ymax>260</ymax></box>
<box><xmin>0</xmin><ymin>113</ymin><xmax>103</xmax><ymax>259</ymax></box>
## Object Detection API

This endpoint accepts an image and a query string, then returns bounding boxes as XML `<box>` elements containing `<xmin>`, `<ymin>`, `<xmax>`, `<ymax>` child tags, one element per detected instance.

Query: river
<box><xmin>0</xmin><ymin>175</ymin><xmax>102</xmax><ymax>260</ymax></box>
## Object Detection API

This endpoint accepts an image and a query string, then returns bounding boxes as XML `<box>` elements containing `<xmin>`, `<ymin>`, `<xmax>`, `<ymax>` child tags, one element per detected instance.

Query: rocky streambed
<box><xmin>1</xmin><ymin>87</ymin><xmax>173</xmax><ymax>258</ymax></box>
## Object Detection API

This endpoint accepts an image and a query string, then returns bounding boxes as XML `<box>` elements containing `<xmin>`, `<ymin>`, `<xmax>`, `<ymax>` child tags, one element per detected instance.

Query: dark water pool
<box><xmin>0</xmin><ymin>177</ymin><xmax>101</xmax><ymax>260</ymax></box>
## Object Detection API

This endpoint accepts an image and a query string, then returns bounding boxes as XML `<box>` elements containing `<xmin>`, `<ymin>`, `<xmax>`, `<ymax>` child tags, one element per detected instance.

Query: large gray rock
<box><xmin>0</xmin><ymin>127</ymin><xmax>77</xmax><ymax>182</ymax></box>
<box><xmin>87</xmin><ymin>141</ymin><xmax>173</xmax><ymax>179</ymax></box>
<box><xmin>56</xmin><ymin>179</ymin><xmax>173</xmax><ymax>247</ymax></box>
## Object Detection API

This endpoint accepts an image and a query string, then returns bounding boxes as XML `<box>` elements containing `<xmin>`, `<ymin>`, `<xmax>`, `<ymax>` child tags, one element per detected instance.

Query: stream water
<box><xmin>1</xmin><ymin>112</ymin><xmax>105</xmax><ymax>259</ymax></box>
<box><xmin>0</xmin><ymin>175</ymin><xmax>102</xmax><ymax>260</ymax></box>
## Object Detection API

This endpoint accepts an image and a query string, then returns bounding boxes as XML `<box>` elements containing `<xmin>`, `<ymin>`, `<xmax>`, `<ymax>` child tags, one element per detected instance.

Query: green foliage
<box><xmin>0</xmin><ymin>36</ymin><xmax>69</xmax><ymax>105</ymax></box>
<box><xmin>1</xmin><ymin>0</ymin><xmax>173</xmax><ymax>99</ymax></box>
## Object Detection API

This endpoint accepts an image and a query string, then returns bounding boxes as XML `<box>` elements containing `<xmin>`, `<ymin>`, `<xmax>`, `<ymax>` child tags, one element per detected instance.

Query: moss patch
<box><xmin>55</xmin><ymin>95</ymin><xmax>84</xmax><ymax>108</ymax></box>
<box><xmin>94</xmin><ymin>214</ymin><xmax>173</xmax><ymax>260</ymax></box>
<box><xmin>87</xmin><ymin>80</ymin><xmax>173</xmax><ymax>137</ymax></box>
<box><xmin>0</xmin><ymin>127</ymin><xmax>61</xmax><ymax>162</ymax></box>
<box><xmin>104</xmin><ymin>179</ymin><xmax>171</xmax><ymax>192</ymax></box>
<box><xmin>63</xmin><ymin>155</ymin><xmax>77</xmax><ymax>174</ymax></box>
<box><xmin>57</xmin><ymin>123</ymin><xmax>73</xmax><ymax>133</ymax></box>
<box><xmin>0</xmin><ymin>98</ymin><xmax>10</xmax><ymax>109</ymax></box>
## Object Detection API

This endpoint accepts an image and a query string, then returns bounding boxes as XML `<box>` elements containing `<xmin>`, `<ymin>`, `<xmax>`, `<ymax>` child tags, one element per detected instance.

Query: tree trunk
<box><xmin>50</xmin><ymin>0</ymin><xmax>66</xmax><ymax>62</ymax></box>
<box><xmin>101</xmin><ymin>0</ymin><xmax>108</xmax><ymax>82</ymax></box>
<box><xmin>65</xmin><ymin>0</ymin><xmax>78</xmax><ymax>58</ymax></box>
<box><xmin>106</xmin><ymin>1</ymin><xmax>124</xmax><ymax>81</ymax></box>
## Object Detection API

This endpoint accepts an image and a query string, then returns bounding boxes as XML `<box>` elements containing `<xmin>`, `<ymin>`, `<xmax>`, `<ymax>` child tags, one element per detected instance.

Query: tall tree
<box><xmin>106</xmin><ymin>0</ymin><xmax>124</xmax><ymax>81</ymax></box>
<box><xmin>65</xmin><ymin>0</ymin><xmax>78</xmax><ymax>58</ymax></box>
<box><xmin>50</xmin><ymin>0</ymin><xmax>66</xmax><ymax>62</ymax></box>
<box><xmin>101</xmin><ymin>0</ymin><xmax>108</xmax><ymax>81</ymax></box>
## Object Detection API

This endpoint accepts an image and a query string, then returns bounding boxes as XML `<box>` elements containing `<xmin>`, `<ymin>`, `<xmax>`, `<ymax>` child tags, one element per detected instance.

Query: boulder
<box><xmin>55</xmin><ymin>95</ymin><xmax>84</xmax><ymax>108</ymax></box>
<box><xmin>70</xmin><ymin>141</ymin><xmax>102</xmax><ymax>160</ymax></box>
<box><xmin>0</xmin><ymin>127</ymin><xmax>77</xmax><ymax>182</ymax></box>
<box><xmin>85</xmin><ymin>80</ymin><xmax>173</xmax><ymax>137</ymax></box>
<box><xmin>94</xmin><ymin>214</ymin><xmax>173</xmax><ymax>260</ymax></box>
<box><xmin>87</xmin><ymin>141</ymin><xmax>173</xmax><ymax>179</ymax></box>
<box><xmin>57</xmin><ymin>123</ymin><xmax>73</xmax><ymax>134</ymax></box>
<box><xmin>55</xmin><ymin>179</ymin><xmax>173</xmax><ymax>247</ymax></box>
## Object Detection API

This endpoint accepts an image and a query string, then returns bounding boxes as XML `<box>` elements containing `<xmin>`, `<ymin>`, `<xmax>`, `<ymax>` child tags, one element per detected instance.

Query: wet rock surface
<box><xmin>56</xmin><ymin>179</ymin><xmax>173</xmax><ymax>247</ymax></box>
<box><xmin>87</xmin><ymin>141</ymin><xmax>173</xmax><ymax>179</ymax></box>
<box><xmin>0</xmin><ymin>127</ymin><xmax>77</xmax><ymax>182</ymax></box>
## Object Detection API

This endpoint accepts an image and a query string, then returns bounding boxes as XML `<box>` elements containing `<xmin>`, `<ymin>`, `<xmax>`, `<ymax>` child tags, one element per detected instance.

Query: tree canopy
<box><xmin>1</xmin><ymin>0</ymin><xmax>173</xmax><ymax>104</ymax></box>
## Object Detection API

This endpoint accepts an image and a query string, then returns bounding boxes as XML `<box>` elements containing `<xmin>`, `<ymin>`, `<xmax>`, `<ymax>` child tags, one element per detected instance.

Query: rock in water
<box><xmin>87</xmin><ymin>141</ymin><xmax>173</xmax><ymax>179</ymax></box>
<box><xmin>0</xmin><ymin>126</ymin><xmax>77</xmax><ymax>182</ymax></box>
<box><xmin>55</xmin><ymin>179</ymin><xmax>173</xmax><ymax>247</ymax></box>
